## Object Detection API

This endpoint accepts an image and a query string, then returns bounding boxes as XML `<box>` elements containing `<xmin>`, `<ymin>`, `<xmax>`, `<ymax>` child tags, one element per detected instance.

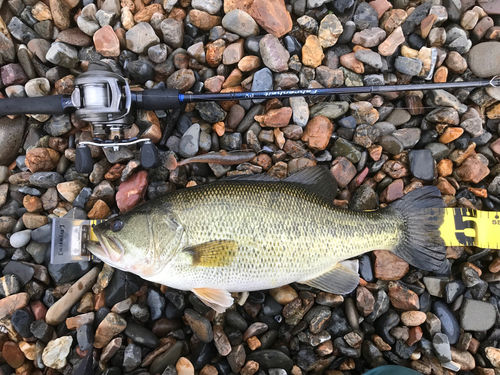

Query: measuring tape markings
<box><xmin>439</xmin><ymin>208</ymin><xmax>500</xmax><ymax>249</ymax></box>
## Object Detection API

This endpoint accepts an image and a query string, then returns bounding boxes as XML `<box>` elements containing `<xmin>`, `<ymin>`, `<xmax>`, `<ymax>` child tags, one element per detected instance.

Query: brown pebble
<box><xmin>301</xmin><ymin>115</ymin><xmax>333</xmax><ymax>151</ymax></box>
<box><xmin>176</xmin><ymin>357</ymin><xmax>195</xmax><ymax>375</ymax></box>
<box><xmin>373</xmin><ymin>250</ymin><xmax>409</xmax><ymax>281</ymax></box>
<box><xmin>0</xmin><ymin>293</ymin><xmax>29</xmax><ymax>320</ymax></box>
<box><xmin>94</xmin><ymin>313</ymin><xmax>127</xmax><ymax>349</ymax></box>
<box><xmin>25</xmin><ymin>148</ymin><xmax>60</xmax><ymax>173</ymax></box>
<box><xmin>254</xmin><ymin>107</ymin><xmax>293</xmax><ymax>128</ymax></box>
<box><xmin>247</xmin><ymin>336</ymin><xmax>261</xmax><ymax>351</ymax></box>
<box><xmin>457</xmin><ymin>155</ymin><xmax>490</xmax><ymax>183</ymax></box>
<box><xmin>330</xmin><ymin>157</ymin><xmax>357</xmax><ymax>189</ymax></box>
<box><xmin>23</xmin><ymin>195</ymin><xmax>43</xmax><ymax>212</ymax></box>
<box><xmin>240</xmin><ymin>360</ymin><xmax>259</xmax><ymax>375</ymax></box>
<box><xmin>213</xmin><ymin>325</ymin><xmax>231</xmax><ymax>356</ymax></box>
<box><xmin>434</xmin><ymin>66</ymin><xmax>448</xmax><ymax>83</ymax></box>
<box><xmin>302</xmin><ymin>35</ymin><xmax>324</xmax><ymax>68</ymax></box>
<box><xmin>249</xmin><ymin>0</ymin><xmax>292</xmax><ymax>38</ymax></box>
<box><xmin>372</xmin><ymin>334</ymin><xmax>391</xmax><ymax>351</ymax></box>
<box><xmin>2</xmin><ymin>341</ymin><xmax>26</xmax><ymax>368</ymax></box>
<box><xmin>450</xmin><ymin>347</ymin><xmax>475</xmax><ymax>371</ymax></box>
<box><xmin>104</xmin><ymin>164</ymin><xmax>126</xmax><ymax>180</ymax></box>
<box><xmin>401</xmin><ymin>311</ymin><xmax>426</xmax><ymax>326</ymax></box>
<box><xmin>356</xmin><ymin>286</ymin><xmax>375</xmax><ymax>316</ymax></box>
<box><xmin>388</xmin><ymin>281</ymin><xmax>419</xmax><ymax>310</ymax></box>
<box><xmin>380</xmin><ymin>178</ymin><xmax>404</xmax><ymax>203</ymax></box>
<box><xmin>368</xmin><ymin>145</ymin><xmax>382</xmax><ymax>161</ymax></box>
<box><xmin>270</xmin><ymin>285</ymin><xmax>298</xmax><ymax>305</ymax></box>
<box><xmin>437</xmin><ymin>159</ymin><xmax>453</xmax><ymax>177</ymax></box>
<box><xmin>200</xmin><ymin>364</ymin><xmax>218</xmax><ymax>375</ymax></box>
<box><xmin>87</xmin><ymin>199</ymin><xmax>111</xmax><ymax>220</ymax></box>
<box><xmin>439</xmin><ymin>127</ymin><xmax>464</xmax><ymax>143</ymax></box>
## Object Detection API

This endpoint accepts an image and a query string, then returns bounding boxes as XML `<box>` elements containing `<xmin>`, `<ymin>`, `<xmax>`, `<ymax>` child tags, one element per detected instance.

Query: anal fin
<box><xmin>301</xmin><ymin>262</ymin><xmax>360</xmax><ymax>295</ymax></box>
<box><xmin>192</xmin><ymin>288</ymin><xmax>234</xmax><ymax>313</ymax></box>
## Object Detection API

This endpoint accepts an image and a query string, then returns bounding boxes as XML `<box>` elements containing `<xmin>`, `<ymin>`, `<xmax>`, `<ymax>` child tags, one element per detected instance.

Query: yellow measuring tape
<box><xmin>87</xmin><ymin>211</ymin><xmax>500</xmax><ymax>249</ymax></box>
<box><xmin>439</xmin><ymin>208</ymin><xmax>500</xmax><ymax>249</ymax></box>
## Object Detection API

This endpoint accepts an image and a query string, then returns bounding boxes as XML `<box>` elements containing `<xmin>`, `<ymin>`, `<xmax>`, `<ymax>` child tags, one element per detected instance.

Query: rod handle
<box><xmin>0</xmin><ymin>95</ymin><xmax>72</xmax><ymax>116</ymax></box>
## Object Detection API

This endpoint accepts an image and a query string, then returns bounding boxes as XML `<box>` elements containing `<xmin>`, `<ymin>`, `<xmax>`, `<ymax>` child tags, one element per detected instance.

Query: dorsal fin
<box><xmin>284</xmin><ymin>166</ymin><xmax>338</xmax><ymax>202</ymax></box>
<box><xmin>220</xmin><ymin>173</ymin><xmax>279</xmax><ymax>182</ymax></box>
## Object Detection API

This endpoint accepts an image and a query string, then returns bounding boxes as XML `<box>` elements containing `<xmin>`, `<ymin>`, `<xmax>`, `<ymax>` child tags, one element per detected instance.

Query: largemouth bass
<box><xmin>89</xmin><ymin>166</ymin><xmax>446</xmax><ymax>312</ymax></box>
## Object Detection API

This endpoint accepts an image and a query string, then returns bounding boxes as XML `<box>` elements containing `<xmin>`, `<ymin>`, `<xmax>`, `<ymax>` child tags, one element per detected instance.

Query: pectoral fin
<box><xmin>184</xmin><ymin>240</ymin><xmax>239</xmax><ymax>267</ymax></box>
<box><xmin>301</xmin><ymin>262</ymin><xmax>360</xmax><ymax>295</ymax></box>
<box><xmin>192</xmin><ymin>288</ymin><xmax>234</xmax><ymax>313</ymax></box>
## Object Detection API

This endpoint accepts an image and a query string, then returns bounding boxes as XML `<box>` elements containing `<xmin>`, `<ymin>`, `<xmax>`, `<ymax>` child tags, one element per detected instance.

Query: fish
<box><xmin>88</xmin><ymin>166</ymin><xmax>446</xmax><ymax>313</ymax></box>
<box><xmin>165</xmin><ymin>151</ymin><xmax>256</xmax><ymax>170</ymax></box>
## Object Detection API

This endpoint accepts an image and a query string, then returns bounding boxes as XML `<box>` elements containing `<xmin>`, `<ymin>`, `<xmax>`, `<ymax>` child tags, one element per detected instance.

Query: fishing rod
<box><xmin>1</xmin><ymin>61</ymin><xmax>499</xmax><ymax>174</ymax></box>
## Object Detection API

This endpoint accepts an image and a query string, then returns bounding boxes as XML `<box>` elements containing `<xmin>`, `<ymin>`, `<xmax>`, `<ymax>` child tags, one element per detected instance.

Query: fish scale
<box><xmin>154</xmin><ymin>181</ymin><xmax>402</xmax><ymax>292</ymax></box>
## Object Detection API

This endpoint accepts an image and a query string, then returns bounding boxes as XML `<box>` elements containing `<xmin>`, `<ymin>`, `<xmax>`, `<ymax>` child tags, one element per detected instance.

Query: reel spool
<box><xmin>72</xmin><ymin>62</ymin><xmax>160</xmax><ymax>173</ymax></box>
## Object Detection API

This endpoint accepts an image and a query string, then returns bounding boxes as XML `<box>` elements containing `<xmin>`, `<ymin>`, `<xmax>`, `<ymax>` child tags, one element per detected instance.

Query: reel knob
<box><xmin>141</xmin><ymin>141</ymin><xmax>160</xmax><ymax>168</ymax></box>
<box><xmin>75</xmin><ymin>145</ymin><xmax>94</xmax><ymax>173</ymax></box>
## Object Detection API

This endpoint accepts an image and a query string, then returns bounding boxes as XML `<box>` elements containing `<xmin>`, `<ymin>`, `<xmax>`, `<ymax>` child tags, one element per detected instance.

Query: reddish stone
<box><xmin>224</xmin><ymin>0</ymin><xmax>254</xmax><ymax>13</ymax></box>
<box><xmin>23</xmin><ymin>195</ymin><xmax>43</xmax><ymax>212</ymax></box>
<box><xmin>0</xmin><ymin>293</ymin><xmax>29</xmax><ymax>320</ymax></box>
<box><xmin>437</xmin><ymin>159</ymin><xmax>453</xmax><ymax>177</ymax></box>
<box><xmin>251</xmin><ymin>154</ymin><xmax>272</xmax><ymax>171</ymax></box>
<box><xmin>188</xmin><ymin>10</ymin><xmax>221</xmax><ymax>30</ymax></box>
<box><xmin>116</xmin><ymin>171</ymin><xmax>149</xmax><ymax>213</ymax></box>
<box><xmin>490</xmin><ymin>137</ymin><xmax>500</xmax><ymax>156</ymax></box>
<box><xmin>407</xmin><ymin>326</ymin><xmax>423</xmax><ymax>346</ymax></box>
<box><xmin>439</xmin><ymin>127</ymin><xmax>464</xmax><ymax>143</ymax></box>
<box><xmin>456</xmin><ymin>155</ymin><xmax>490</xmax><ymax>183</ymax></box>
<box><xmin>204</xmin><ymin>75</ymin><xmax>225</xmax><ymax>93</ymax></box>
<box><xmin>369</xmin><ymin>0</ymin><xmax>392</xmax><ymax>18</ymax></box>
<box><xmin>30</xmin><ymin>300</ymin><xmax>47</xmax><ymax>321</ymax></box>
<box><xmin>301</xmin><ymin>115</ymin><xmax>333</xmax><ymax>151</ymax></box>
<box><xmin>93</xmin><ymin>25</ymin><xmax>120</xmax><ymax>57</ymax></box>
<box><xmin>436</xmin><ymin>177</ymin><xmax>456</xmax><ymax>195</ymax></box>
<box><xmin>105</xmin><ymin>164</ymin><xmax>126</xmax><ymax>181</ymax></box>
<box><xmin>380</xmin><ymin>178</ymin><xmax>404</xmax><ymax>203</ymax></box>
<box><xmin>340</xmin><ymin>52</ymin><xmax>364</xmax><ymax>74</ymax></box>
<box><xmin>373</xmin><ymin>250</ymin><xmax>409</xmax><ymax>280</ymax></box>
<box><xmin>206</xmin><ymin>40</ymin><xmax>226</xmax><ymax>68</ymax></box>
<box><xmin>330</xmin><ymin>157</ymin><xmax>357</xmax><ymax>189</ymax></box>
<box><xmin>388</xmin><ymin>281</ymin><xmax>419</xmax><ymax>310</ymax></box>
<box><xmin>0</xmin><ymin>64</ymin><xmax>29</xmax><ymax>86</ymax></box>
<box><xmin>254</xmin><ymin>107</ymin><xmax>293</xmax><ymax>128</ymax></box>
<box><xmin>25</xmin><ymin>148</ymin><xmax>60</xmax><ymax>173</ymax></box>
<box><xmin>420</xmin><ymin>14</ymin><xmax>437</xmax><ymax>39</ymax></box>
<box><xmin>382</xmin><ymin>160</ymin><xmax>409</xmax><ymax>179</ymax></box>
<box><xmin>2</xmin><ymin>341</ymin><xmax>25</xmax><ymax>368</ymax></box>
<box><xmin>368</xmin><ymin>145</ymin><xmax>382</xmax><ymax>161</ymax></box>
<box><xmin>88</xmin><ymin>199</ymin><xmax>111</xmax><ymax>219</ymax></box>
<box><xmin>56</xmin><ymin>28</ymin><xmax>93</xmax><ymax>46</ymax></box>
<box><xmin>249</xmin><ymin>0</ymin><xmax>292</xmax><ymax>38</ymax></box>
<box><xmin>378</xmin><ymin>26</ymin><xmax>405</xmax><ymax>56</ymax></box>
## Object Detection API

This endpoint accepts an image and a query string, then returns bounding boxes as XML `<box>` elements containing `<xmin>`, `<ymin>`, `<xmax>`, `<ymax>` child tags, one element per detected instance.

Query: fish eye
<box><xmin>110</xmin><ymin>219</ymin><xmax>124</xmax><ymax>232</ymax></box>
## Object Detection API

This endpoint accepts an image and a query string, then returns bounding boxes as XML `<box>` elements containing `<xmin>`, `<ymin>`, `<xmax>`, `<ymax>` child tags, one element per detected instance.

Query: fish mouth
<box><xmin>93</xmin><ymin>231</ymin><xmax>124</xmax><ymax>262</ymax></box>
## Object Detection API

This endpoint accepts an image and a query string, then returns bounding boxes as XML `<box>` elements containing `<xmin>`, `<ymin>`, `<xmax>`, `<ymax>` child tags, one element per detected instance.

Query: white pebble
<box><xmin>9</xmin><ymin>229</ymin><xmax>32</xmax><ymax>248</ymax></box>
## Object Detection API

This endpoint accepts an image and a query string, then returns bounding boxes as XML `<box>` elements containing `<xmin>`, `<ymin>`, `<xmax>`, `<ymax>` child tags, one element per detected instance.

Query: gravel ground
<box><xmin>1</xmin><ymin>0</ymin><xmax>500</xmax><ymax>374</ymax></box>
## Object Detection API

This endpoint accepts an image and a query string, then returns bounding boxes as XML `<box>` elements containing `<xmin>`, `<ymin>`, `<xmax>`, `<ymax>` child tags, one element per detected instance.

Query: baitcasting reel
<box><xmin>72</xmin><ymin>62</ymin><xmax>159</xmax><ymax>173</ymax></box>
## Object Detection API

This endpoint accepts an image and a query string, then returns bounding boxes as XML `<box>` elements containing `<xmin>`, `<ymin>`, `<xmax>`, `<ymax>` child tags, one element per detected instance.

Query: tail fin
<box><xmin>388</xmin><ymin>186</ymin><xmax>446</xmax><ymax>272</ymax></box>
